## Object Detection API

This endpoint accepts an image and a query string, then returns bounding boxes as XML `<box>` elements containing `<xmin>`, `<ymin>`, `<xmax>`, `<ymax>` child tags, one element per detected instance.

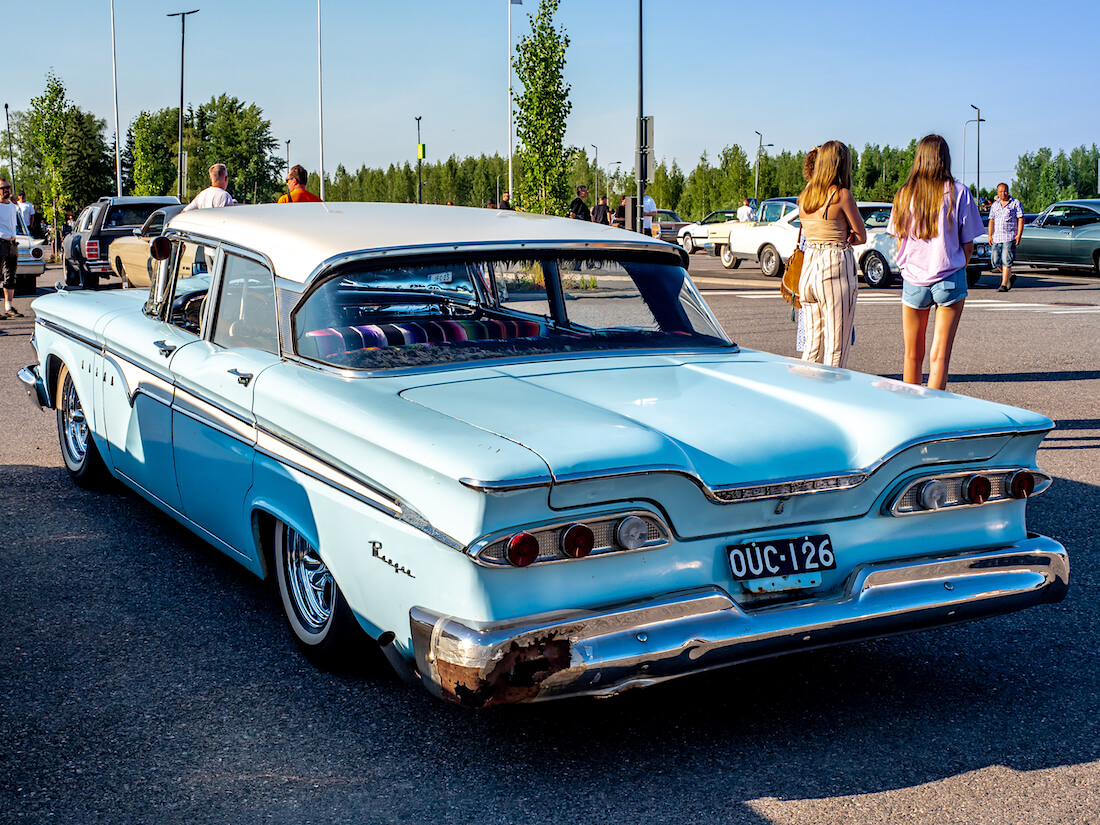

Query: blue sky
<box><xmin>7</xmin><ymin>1</ymin><xmax>1097</xmax><ymax>194</ymax></box>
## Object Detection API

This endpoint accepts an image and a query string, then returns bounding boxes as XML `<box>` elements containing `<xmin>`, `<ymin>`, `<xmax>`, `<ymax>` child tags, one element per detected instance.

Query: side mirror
<box><xmin>150</xmin><ymin>236</ymin><xmax>172</xmax><ymax>261</ymax></box>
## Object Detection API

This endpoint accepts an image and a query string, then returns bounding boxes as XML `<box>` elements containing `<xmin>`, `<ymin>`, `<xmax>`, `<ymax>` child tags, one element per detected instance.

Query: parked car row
<box><xmin>14</xmin><ymin>211</ymin><xmax>47</xmax><ymax>295</ymax></box>
<box><xmin>62</xmin><ymin>195</ymin><xmax>180</xmax><ymax>290</ymax></box>
<box><xmin>19</xmin><ymin>202</ymin><xmax>1068</xmax><ymax>707</ymax></box>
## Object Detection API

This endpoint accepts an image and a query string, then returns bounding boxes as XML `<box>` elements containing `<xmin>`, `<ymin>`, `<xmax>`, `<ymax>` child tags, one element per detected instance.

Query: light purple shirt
<box><xmin>888</xmin><ymin>181</ymin><xmax>984</xmax><ymax>287</ymax></box>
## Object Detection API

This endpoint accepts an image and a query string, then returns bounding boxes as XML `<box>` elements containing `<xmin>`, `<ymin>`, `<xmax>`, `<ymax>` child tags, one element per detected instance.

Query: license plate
<box><xmin>728</xmin><ymin>534</ymin><xmax>835</xmax><ymax>581</ymax></box>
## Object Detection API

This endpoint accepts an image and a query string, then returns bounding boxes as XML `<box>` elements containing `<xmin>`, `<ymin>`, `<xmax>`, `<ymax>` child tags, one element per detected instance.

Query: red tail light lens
<box><xmin>31</xmin><ymin>247</ymin><xmax>43</xmax><ymax>260</ymax></box>
<box><xmin>86</xmin><ymin>241</ymin><xmax>100</xmax><ymax>259</ymax></box>
<box><xmin>962</xmin><ymin>474</ymin><xmax>992</xmax><ymax>504</ymax></box>
<box><xmin>506</xmin><ymin>533</ymin><xmax>540</xmax><ymax>567</ymax></box>
<box><xmin>1007</xmin><ymin>470</ymin><xmax>1035</xmax><ymax>499</ymax></box>
<box><xmin>560</xmin><ymin>524</ymin><xmax>595</xmax><ymax>559</ymax></box>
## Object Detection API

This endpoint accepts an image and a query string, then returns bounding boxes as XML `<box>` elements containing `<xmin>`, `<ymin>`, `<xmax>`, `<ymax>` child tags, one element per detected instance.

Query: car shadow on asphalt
<box><xmin>5</xmin><ymin>462</ymin><xmax>1097</xmax><ymax>823</ymax></box>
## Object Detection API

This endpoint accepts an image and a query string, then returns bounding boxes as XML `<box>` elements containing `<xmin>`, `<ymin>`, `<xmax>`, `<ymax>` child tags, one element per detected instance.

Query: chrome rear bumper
<box><xmin>410</xmin><ymin>537</ymin><xmax>1068</xmax><ymax>708</ymax></box>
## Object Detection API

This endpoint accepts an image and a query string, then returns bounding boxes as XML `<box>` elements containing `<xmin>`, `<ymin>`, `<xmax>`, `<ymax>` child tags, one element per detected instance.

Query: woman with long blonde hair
<box><xmin>889</xmin><ymin>135</ymin><xmax>984</xmax><ymax>390</ymax></box>
<box><xmin>796</xmin><ymin>141</ymin><xmax>867</xmax><ymax>368</ymax></box>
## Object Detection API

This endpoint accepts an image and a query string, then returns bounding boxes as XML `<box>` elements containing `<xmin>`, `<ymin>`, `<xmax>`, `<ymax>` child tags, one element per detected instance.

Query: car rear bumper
<box><xmin>409</xmin><ymin>537</ymin><xmax>1068</xmax><ymax>708</ymax></box>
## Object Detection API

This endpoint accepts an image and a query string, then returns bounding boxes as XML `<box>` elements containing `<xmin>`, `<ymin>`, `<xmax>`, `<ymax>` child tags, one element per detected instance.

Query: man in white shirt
<box><xmin>0</xmin><ymin>178</ymin><xmax>23</xmax><ymax>318</ymax></box>
<box><xmin>183</xmin><ymin>163</ymin><xmax>236</xmax><ymax>211</ymax></box>
<box><xmin>16</xmin><ymin>192</ymin><xmax>35</xmax><ymax>233</ymax></box>
<box><xmin>737</xmin><ymin>198</ymin><xmax>754</xmax><ymax>222</ymax></box>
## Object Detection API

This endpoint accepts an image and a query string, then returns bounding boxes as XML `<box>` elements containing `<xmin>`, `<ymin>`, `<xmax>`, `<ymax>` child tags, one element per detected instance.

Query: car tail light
<box><xmin>615</xmin><ymin>515</ymin><xmax>649</xmax><ymax>550</ymax></box>
<box><xmin>86</xmin><ymin>240</ymin><xmax>100</xmax><ymax>259</ymax></box>
<box><xmin>560</xmin><ymin>524</ymin><xmax>595</xmax><ymax>559</ymax></box>
<box><xmin>31</xmin><ymin>247</ymin><xmax>43</xmax><ymax>260</ymax></box>
<box><xmin>916</xmin><ymin>479</ymin><xmax>948</xmax><ymax>511</ymax></box>
<box><xmin>505</xmin><ymin>533</ymin><xmax>540</xmax><ymax>567</ymax></box>
<box><xmin>1007</xmin><ymin>470</ymin><xmax>1035</xmax><ymax>499</ymax></box>
<box><xmin>962</xmin><ymin>474</ymin><xmax>992</xmax><ymax>504</ymax></box>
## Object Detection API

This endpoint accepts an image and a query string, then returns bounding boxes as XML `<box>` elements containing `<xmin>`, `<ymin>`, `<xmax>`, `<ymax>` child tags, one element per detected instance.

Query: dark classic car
<box><xmin>63</xmin><ymin>195</ymin><xmax>181</xmax><ymax>289</ymax></box>
<box><xmin>1012</xmin><ymin>199</ymin><xmax>1100</xmax><ymax>272</ymax></box>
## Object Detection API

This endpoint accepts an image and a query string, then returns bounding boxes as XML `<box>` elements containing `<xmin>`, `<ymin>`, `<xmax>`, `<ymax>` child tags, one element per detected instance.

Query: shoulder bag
<box><xmin>780</xmin><ymin>225</ymin><xmax>804</xmax><ymax>308</ymax></box>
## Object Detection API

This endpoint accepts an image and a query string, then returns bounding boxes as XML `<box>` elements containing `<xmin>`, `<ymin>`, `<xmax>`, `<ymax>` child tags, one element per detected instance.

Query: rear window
<box><xmin>103</xmin><ymin>204</ymin><xmax>166</xmax><ymax>229</ymax></box>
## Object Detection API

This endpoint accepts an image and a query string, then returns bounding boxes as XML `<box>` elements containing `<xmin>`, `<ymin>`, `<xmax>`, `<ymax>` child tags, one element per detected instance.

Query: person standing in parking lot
<box><xmin>568</xmin><ymin>185</ymin><xmax>591</xmax><ymax>221</ymax></box>
<box><xmin>737</xmin><ymin>197</ymin><xmax>754</xmax><ymax>222</ymax></box>
<box><xmin>0</xmin><ymin>179</ymin><xmax>23</xmax><ymax>318</ymax></box>
<box><xmin>889</xmin><ymin>135</ymin><xmax>983</xmax><ymax>391</ymax></box>
<box><xmin>591</xmin><ymin>195</ymin><xmax>611</xmax><ymax>225</ymax></box>
<box><xmin>988</xmin><ymin>182</ymin><xmax>1024</xmax><ymax>292</ymax></box>
<box><xmin>183</xmin><ymin>163</ymin><xmax>236</xmax><ymax>211</ymax></box>
<box><xmin>278</xmin><ymin>165</ymin><xmax>323</xmax><ymax>203</ymax></box>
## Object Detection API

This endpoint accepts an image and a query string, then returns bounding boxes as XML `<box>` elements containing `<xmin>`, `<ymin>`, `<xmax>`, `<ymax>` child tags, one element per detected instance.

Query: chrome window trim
<box><xmin>460</xmin><ymin>425</ymin><xmax>1053</xmax><ymax>502</ymax></box>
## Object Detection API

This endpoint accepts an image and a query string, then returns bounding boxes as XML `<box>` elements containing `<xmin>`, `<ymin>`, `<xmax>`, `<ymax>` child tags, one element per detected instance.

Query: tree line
<box><xmin>3</xmin><ymin>69</ymin><xmax>1096</xmax><ymax>227</ymax></box>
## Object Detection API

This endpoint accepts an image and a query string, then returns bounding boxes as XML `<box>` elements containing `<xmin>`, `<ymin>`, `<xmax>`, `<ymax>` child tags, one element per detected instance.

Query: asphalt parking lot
<box><xmin>1</xmin><ymin>263</ymin><xmax>1098</xmax><ymax>824</ymax></box>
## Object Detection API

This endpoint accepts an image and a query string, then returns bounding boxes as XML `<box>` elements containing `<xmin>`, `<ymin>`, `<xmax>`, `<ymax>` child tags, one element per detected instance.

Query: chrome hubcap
<box><xmin>62</xmin><ymin>378</ymin><xmax>88</xmax><ymax>464</ymax></box>
<box><xmin>283</xmin><ymin>527</ymin><xmax>333</xmax><ymax>632</ymax></box>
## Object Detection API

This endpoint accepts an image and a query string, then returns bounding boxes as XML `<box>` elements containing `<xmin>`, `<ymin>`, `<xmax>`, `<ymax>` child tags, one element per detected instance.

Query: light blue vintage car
<box><xmin>19</xmin><ymin>203</ymin><xmax>1068</xmax><ymax>707</ymax></box>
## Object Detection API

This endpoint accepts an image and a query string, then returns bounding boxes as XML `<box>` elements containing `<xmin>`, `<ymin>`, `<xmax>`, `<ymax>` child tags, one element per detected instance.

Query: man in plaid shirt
<box><xmin>988</xmin><ymin>182</ymin><xmax>1024</xmax><ymax>292</ymax></box>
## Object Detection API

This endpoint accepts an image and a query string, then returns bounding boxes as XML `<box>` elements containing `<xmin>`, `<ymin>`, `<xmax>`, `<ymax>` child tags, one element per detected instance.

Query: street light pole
<box><xmin>285</xmin><ymin>139</ymin><xmax>290</xmax><ymax>173</ymax></box>
<box><xmin>317</xmin><ymin>0</ymin><xmax>326</xmax><ymax>200</ymax></box>
<box><xmin>753</xmin><ymin>130</ymin><xmax>773</xmax><ymax>205</ymax></box>
<box><xmin>167</xmin><ymin>9</ymin><xmax>199</xmax><ymax>203</ymax></box>
<box><xmin>3</xmin><ymin>104</ymin><xmax>15</xmax><ymax>186</ymax></box>
<box><xmin>971</xmin><ymin>104</ymin><xmax>981</xmax><ymax>200</ymax></box>
<box><xmin>110</xmin><ymin>0</ymin><xmax>122</xmax><ymax>196</ymax></box>
<box><xmin>416</xmin><ymin>116</ymin><xmax>423</xmax><ymax>204</ymax></box>
<box><xmin>962</xmin><ymin>117</ymin><xmax>984</xmax><ymax>194</ymax></box>
<box><xmin>590</xmin><ymin>144</ymin><xmax>598</xmax><ymax>203</ymax></box>
<box><xmin>507</xmin><ymin>0</ymin><xmax>520</xmax><ymax>199</ymax></box>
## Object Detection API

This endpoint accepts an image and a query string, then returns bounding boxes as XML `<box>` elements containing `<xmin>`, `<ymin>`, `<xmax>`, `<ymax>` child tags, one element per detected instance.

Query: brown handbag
<box><xmin>780</xmin><ymin>226</ymin><xmax>804</xmax><ymax>308</ymax></box>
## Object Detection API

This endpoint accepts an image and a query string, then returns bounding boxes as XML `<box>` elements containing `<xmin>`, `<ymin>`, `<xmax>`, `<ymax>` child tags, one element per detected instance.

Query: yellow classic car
<box><xmin>109</xmin><ymin>205</ymin><xmax>184</xmax><ymax>288</ymax></box>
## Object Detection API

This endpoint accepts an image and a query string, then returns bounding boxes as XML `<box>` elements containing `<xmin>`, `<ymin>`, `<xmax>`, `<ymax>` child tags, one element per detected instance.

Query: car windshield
<box><xmin>104</xmin><ymin>204</ymin><xmax>166</xmax><ymax>229</ymax></box>
<box><xmin>657</xmin><ymin>211</ymin><xmax>681</xmax><ymax>222</ymax></box>
<box><xmin>294</xmin><ymin>254</ymin><xmax>731</xmax><ymax>370</ymax></box>
<box><xmin>859</xmin><ymin>206</ymin><xmax>892</xmax><ymax>228</ymax></box>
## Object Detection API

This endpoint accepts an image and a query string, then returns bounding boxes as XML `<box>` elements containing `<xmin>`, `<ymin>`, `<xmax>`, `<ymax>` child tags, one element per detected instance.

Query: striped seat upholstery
<box><xmin>304</xmin><ymin>317</ymin><xmax>543</xmax><ymax>359</ymax></box>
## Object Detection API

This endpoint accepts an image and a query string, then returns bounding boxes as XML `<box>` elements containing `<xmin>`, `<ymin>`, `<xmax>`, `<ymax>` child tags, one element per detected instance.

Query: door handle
<box><xmin>153</xmin><ymin>340</ymin><xmax>176</xmax><ymax>358</ymax></box>
<box><xmin>228</xmin><ymin>369</ymin><xmax>253</xmax><ymax>386</ymax></box>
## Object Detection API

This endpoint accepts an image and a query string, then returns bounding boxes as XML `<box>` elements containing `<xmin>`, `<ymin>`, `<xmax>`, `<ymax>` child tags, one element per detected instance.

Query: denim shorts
<box><xmin>991</xmin><ymin>240</ymin><xmax>1015</xmax><ymax>268</ymax></box>
<box><xmin>902</xmin><ymin>268</ymin><xmax>968</xmax><ymax>309</ymax></box>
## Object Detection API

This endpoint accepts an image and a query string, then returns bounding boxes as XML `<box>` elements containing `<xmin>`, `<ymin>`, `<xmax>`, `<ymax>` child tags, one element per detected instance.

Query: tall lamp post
<box><xmin>415</xmin><ymin>116</ymin><xmax>423</xmax><ymax>204</ymax></box>
<box><xmin>962</xmin><ymin>116</ymin><xmax>984</xmax><ymax>194</ymax></box>
<box><xmin>285</xmin><ymin>139</ymin><xmax>290</xmax><ymax>173</ymax></box>
<box><xmin>167</xmin><ymin>9</ymin><xmax>199</xmax><ymax>203</ymax></box>
<box><xmin>970</xmin><ymin>104</ymin><xmax>981</xmax><ymax>201</ymax></box>
<box><xmin>3</xmin><ymin>104</ymin><xmax>15</xmax><ymax>186</ymax></box>
<box><xmin>753</xmin><ymin>130</ymin><xmax>773</xmax><ymax>205</ymax></box>
<box><xmin>590</xmin><ymin>144</ymin><xmax>598</xmax><ymax>202</ymax></box>
<box><xmin>110</xmin><ymin>0</ymin><xmax>122</xmax><ymax>196</ymax></box>
<box><xmin>507</xmin><ymin>0</ymin><xmax>521</xmax><ymax>199</ymax></box>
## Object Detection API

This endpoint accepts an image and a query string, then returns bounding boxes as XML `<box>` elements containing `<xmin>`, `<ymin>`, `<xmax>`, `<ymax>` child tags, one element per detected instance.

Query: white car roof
<box><xmin>167</xmin><ymin>202</ymin><xmax>668</xmax><ymax>282</ymax></box>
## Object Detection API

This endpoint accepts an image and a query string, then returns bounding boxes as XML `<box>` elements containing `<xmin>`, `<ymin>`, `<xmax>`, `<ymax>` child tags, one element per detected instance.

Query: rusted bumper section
<box><xmin>410</xmin><ymin>537</ymin><xmax>1068</xmax><ymax>708</ymax></box>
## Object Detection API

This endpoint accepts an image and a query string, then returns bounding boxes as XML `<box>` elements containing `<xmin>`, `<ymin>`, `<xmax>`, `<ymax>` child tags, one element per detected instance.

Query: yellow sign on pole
<box><xmin>417</xmin><ymin>143</ymin><xmax>426</xmax><ymax>160</ymax></box>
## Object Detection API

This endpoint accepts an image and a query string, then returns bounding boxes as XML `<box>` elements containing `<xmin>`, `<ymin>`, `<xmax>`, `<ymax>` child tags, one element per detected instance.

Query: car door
<box><xmin>170</xmin><ymin>248</ymin><xmax>283</xmax><ymax>561</ymax></box>
<box><xmin>1018</xmin><ymin>205</ymin><xmax>1069</xmax><ymax>263</ymax></box>
<box><xmin>98</xmin><ymin>239</ymin><xmax>206</xmax><ymax>513</ymax></box>
<box><xmin>1066</xmin><ymin>206</ymin><xmax>1100</xmax><ymax>266</ymax></box>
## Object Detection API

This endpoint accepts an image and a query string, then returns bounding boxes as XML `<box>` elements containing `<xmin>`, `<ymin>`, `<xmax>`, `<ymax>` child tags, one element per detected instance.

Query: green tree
<box><xmin>131</xmin><ymin>108</ymin><xmax>178</xmax><ymax>196</ymax></box>
<box><xmin>25</xmin><ymin>71</ymin><xmax>72</xmax><ymax>230</ymax></box>
<box><xmin>513</xmin><ymin>0</ymin><xmax>571</xmax><ymax>215</ymax></box>
<box><xmin>61</xmin><ymin>109</ymin><xmax>113</xmax><ymax>208</ymax></box>
<box><xmin>185</xmin><ymin>95</ymin><xmax>282</xmax><ymax>203</ymax></box>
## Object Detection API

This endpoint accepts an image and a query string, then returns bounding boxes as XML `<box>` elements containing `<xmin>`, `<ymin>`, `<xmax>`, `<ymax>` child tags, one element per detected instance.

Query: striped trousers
<box><xmin>798</xmin><ymin>241</ymin><xmax>857</xmax><ymax>368</ymax></box>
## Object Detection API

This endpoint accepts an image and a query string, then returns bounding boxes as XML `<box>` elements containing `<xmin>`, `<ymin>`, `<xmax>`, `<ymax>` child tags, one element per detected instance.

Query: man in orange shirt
<box><xmin>278</xmin><ymin>165</ymin><xmax>323</xmax><ymax>203</ymax></box>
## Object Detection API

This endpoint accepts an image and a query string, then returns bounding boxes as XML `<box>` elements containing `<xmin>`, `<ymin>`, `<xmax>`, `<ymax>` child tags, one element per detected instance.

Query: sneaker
<box><xmin>997</xmin><ymin>285</ymin><xmax>1009</xmax><ymax>292</ymax></box>
<box><xmin>4</xmin><ymin>307</ymin><xmax>23</xmax><ymax>317</ymax></box>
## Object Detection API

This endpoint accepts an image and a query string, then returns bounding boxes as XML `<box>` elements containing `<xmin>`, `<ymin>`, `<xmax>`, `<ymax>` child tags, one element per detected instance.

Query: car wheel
<box><xmin>720</xmin><ymin>246</ymin><xmax>741</xmax><ymax>269</ymax></box>
<box><xmin>56</xmin><ymin>365</ymin><xmax>109</xmax><ymax>488</ymax></box>
<box><xmin>64</xmin><ymin>259</ymin><xmax>81</xmax><ymax>288</ymax></box>
<box><xmin>862</xmin><ymin>251</ymin><xmax>893</xmax><ymax>288</ymax></box>
<box><xmin>15</xmin><ymin>272</ymin><xmax>36</xmax><ymax>296</ymax></box>
<box><xmin>760</xmin><ymin>244</ymin><xmax>784</xmax><ymax>278</ymax></box>
<box><xmin>274</xmin><ymin>520</ymin><xmax>365</xmax><ymax>668</ymax></box>
<box><xmin>680</xmin><ymin>234</ymin><xmax>695</xmax><ymax>254</ymax></box>
<box><xmin>966</xmin><ymin>268</ymin><xmax>983</xmax><ymax>288</ymax></box>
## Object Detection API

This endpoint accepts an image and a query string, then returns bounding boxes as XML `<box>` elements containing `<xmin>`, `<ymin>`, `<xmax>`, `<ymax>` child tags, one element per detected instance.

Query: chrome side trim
<box><xmin>173</xmin><ymin>386</ymin><xmax>257</xmax><ymax>444</ymax></box>
<box><xmin>460</xmin><ymin>425</ymin><xmax>1052</xmax><ymax>503</ymax></box>
<box><xmin>102</xmin><ymin>351</ymin><xmax>175</xmax><ymax>407</ymax></box>
<box><xmin>37</xmin><ymin>318</ymin><xmax>103</xmax><ymax>354</ymax></box>
<box><xmin>410</xmin><ymin>536</ymin><xmax>1069</xmax><ymax>707</ymax></box>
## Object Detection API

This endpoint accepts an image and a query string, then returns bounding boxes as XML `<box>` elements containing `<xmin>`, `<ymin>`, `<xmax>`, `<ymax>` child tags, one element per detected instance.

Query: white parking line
<box><xmin>702</xmin><ymin>289</ymin><xmax>1100</xmax><ymax>314</ymax></box>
